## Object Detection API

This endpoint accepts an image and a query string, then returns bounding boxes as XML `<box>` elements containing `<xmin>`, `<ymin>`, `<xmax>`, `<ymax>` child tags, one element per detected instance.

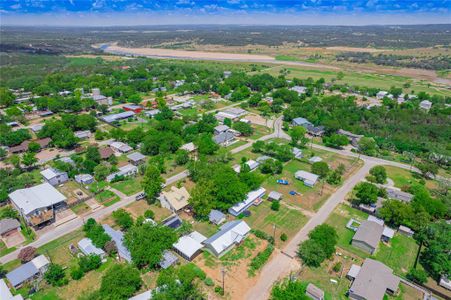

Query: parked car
<box><xmin>277</xmin><ymin>179</ymin><xmax>289</xmax><ymax>185</ymax></box>
<box><xmin>135</xmin><ymin>192</ymin><xmax>146</xmax><ymax>200</ymax></box>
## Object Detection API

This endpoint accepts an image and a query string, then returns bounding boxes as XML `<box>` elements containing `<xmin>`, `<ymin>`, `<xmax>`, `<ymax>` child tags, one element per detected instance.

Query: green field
<box><xmin>262</xmin><ymin>65</ymin><xmax>450</xmax><ymax>97</ymax></box>
<box><xmin>243</xmin><ymin>201</ymin><xmax>307</xmax><ymax>246</ymax></box>
<box><xmin>95</xmin><ymin>190</ymin><xmax>120</xmax><ymax>206</ymax></box>
<box><xmin>110</xmin><ymin>177</ymin><xmax>143</xmax><ymax>196</ymax></box>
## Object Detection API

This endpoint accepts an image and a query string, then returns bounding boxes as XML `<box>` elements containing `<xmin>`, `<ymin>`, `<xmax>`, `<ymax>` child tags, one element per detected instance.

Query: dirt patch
<box><xmin>2</xmin><ymin>230</ymin><xmax>25</xmax><ymax>248</ymax></box>
<box><xmin>125</xmin><ymin>201</ymin><xmax>172</xmax><ymax>222</ymax></box>
<box><xmin>195</xmin><ymin>237</ymin><xmax>270</xmax><ymax>300</ymax></box>
<box><xmin>36</xmin><ymin>148</ymin><xmax>63</xmax><ymax>162</ymax></box>
<box><xmin>245</xmin><ymin>114</ymin><xmax>269</xmax><ymax>127</ymax></box>
<box><xmin>104</xmin><ymin>44</ymin><xmax>275</xmax><ymax>61</ymax></box>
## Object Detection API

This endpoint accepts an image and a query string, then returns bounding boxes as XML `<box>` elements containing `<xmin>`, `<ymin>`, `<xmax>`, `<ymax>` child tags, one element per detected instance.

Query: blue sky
<box><xmin>1</xmin><ymin>0</ymin><xmax>450</xmax><ymax>26</ymax></box>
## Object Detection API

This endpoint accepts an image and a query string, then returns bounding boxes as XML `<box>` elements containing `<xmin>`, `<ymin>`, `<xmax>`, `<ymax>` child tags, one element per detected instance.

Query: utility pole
<box><xmin>273</xmin><ymin>224</ymin><xmax>277</xmax><ymax>246</ymax></box>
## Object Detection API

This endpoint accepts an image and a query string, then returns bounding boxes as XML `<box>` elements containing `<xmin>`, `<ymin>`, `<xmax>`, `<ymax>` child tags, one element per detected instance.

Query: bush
<box><xmin>83</xmin><ymin>218</ymin><xmax>111</xmax><ymax>249</ymax></box>
<box><xmin>280</xmin><ymin>233</ymin><xmax>288</xmax><ymax>242</ymax></box>
<box><xmin>214</xmin><ymin>286</ymin><xmax>224</xmax><ymax>295</ymax></box>
<box><xmin>112</xmin><ymin>209</ymin><xmax>134</xmax><ymax>231</ymax></box>
<box><xmin>248</xmin><ymin>245</ymin><xmax>274</xmax><ymax>276</ymax></box>
<box><xmin>252</xmin><ymin>229</ymin><xmax>275</xmax><ymax>244</ymax></box>
<box><xmin>79</xmin><ymin>255</ymin><xmax>102</xmax><ymax>273</ymax></box>
<box><xmin>45</xmin><ymin>264</ymin><xmax>68</xmax><ymax>287</ymax></box>
<box><xmin>271</xmin><ymin>201</ymin><xmax>280</xmax><ymax>211</ymax></box>
<box><xmin>333</xmin><ymin>262</ymin><xmax>342</xmax><ymax>272</ymax></box>
<box><xmin>144</xmin><ymin>209</ymin><xmax>155</xmax><ymax>219</ymax></box>
<box><xmin>406</xmin><ymin>268</ymin><xmax>428</xmax><ymax>284</ymax></box>
<box><xmin>71</xmin><ymin>268</ymin><xmax>84</xmax><ymax>280</ymax></box>
<box><xmin>204</xmin><ymin>277</ymin><xmax>214</xmax><ymax>286</ymax></box>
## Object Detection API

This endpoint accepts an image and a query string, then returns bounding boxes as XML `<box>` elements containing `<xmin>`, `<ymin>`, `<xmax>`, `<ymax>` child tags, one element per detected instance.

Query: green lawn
<box><xmin>110</xmin><ymin>178</ymin><xmax>143</xmax><ymax>196</ymax></box>
<box><xmin>95</xmin><ymin>190</ymin><xmax>120</xmax><ymax>206</ymax></box>
<box><xmin>0</xmin><ymin>240</ymin><xmax>16</xmax><ymax>257</ymax></box>
<box><xmin>384</xmin><ymin>165</ymin><xmax>420</xmax><ymax>188</ymax></box>
<box><xmin>71</xmin><ymin>202</ymin><xmax>90</xmax><ymax>215</ymax></box>
<box><xmin>178</xmin><ymin>108</ymin><xmax>199</xmax><ymax>118</ymax></box>
<box><xmin>249</xmin><ymin>124</ymin><xmax>272</xmax><ymax>140</ymax></box>
<box><xmin>226</xmin><ymin>140</ymin><xmax>248</xmax><ymax>150</ymax></box>
<box><xmin>243</xmin><ymin>201</ymin><xmax>307</xmax><ymax>247</ymax></box>
<box><xmin>192</xmin><ymin>221</ymin><xmax>219</xmax><ymax>238</ymax></box>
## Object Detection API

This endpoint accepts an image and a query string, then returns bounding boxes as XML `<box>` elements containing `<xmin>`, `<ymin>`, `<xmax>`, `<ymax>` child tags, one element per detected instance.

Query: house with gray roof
<box><xmin>295</xmin><ymin>170</ymin><xmax>319</xmax><ymax>187</ymax></box>
<box><xmin>386</xmin><ymin>188</ymin><xmax>414</xmax><ymax>203</ymax></box>
<box><xmin>173</xmin><ymin>231</ymin><xmax>207</xmax><ymax>261</ymax></box>
<box><xmin>0</xmin><ymin>218</ymin><xmax>21</xmax><ymax>238</ymax></box>
<box><xmin>348</xmin><ymin>258</ymin><xmax>400</xmax><ymax>300</ymax></box>
<box><xmin>75</xmin><ymin>174</ymin><xmax>94</xmax><ymax>185</ymax></box>
<box><xmin>102</xmin><ymin>224</ymin><xmax>131</xmax><ymax>262</ymax></box>
<box><xmin>127</xmin><ymin>152</ymin><xmax>146</xmax><ymax>165</ymax></box>
<box><xmin>292</xmin><ymin>147</ymin><xmax>303</xmax><ymax>159</ymax></box>
<box><xmin>292</xmin><ymin>117</ymin><xmax>312</xmax><ymax>127</ymax></box>
<box><xmin>209</xmin><ymin>210</ymin><xmax>226</xmax><ymax>225</ymax></box>
<box><xmin>268</xmin><ymin>191</ymin><xmax>282</xmax><ymax>201</ymax></box>
<box><xmin>106</xmin><ymin>164</ymin><xmax>138</xmax><ymax>182</ymax></box>
<box><xmin>40</xmin><ymin>168</ymin><xmax>68</xmax><ymax>186</ymax></box>
<box><xmin>213</xmin><ymin>131</ymin><xmax>236</xmax><ymax>146</ymax></box>
<box><xmin>214</xmin><ymin>124</ymin><xmax>230</xmax><ymax>135</ymax></box>
<box><xmin>352</xmin><ymin>220</ymin><xmax>384</xmax><ymax>254</ymax></box>
<box><xmin>0</xmin><ymin>278</ymin><xmax>24</xmax><ymax>300</ymax></box>
<box><xmin>6</xmin><ymin>255</ymin><xmax>50</xmax><ymax>288</ymax></box>
<box><xmin>228</xmin><ymin>188</ymin><xmax>266</xmax><ymax>216</ymax></box>
<box><xmin>102</xmin><ymin>111</ymin><xmax>135</xmax><ymax>123</ymax></box>
<box><xmin>9</xmin><ymin>183</ymin><xmax>67</xmax><ymax>227</ymax></box>
<box><xmin>159</xmin><ymin>250</ymin><xmax>179</xmax><ymax>269</ymax></box>
<box><xmin>203</xmin><ymin>220</ymin><xmax>251</xmax><ymax>257</ymax></box>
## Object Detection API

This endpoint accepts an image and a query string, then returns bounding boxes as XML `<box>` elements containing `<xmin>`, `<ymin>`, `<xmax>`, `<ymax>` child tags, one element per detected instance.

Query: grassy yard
<box><xmin>178</xmin><ymin>108</ymin><xmax>199</xmax><ymax>118</ymax></box>
<box><xmin>125</xmin><ymin>201</ymin><xmax>172</xmax><ymax>222</ymax></box>
<box><xmin>384</xmin><ymin>165</ymin><xmax>438</xmax><ymax>190</ymax></box>
<box><xmin>0</xmin><ymin>240</ymin><xmax>16</xmax><ymax>257</ymax></box>
<box><xmin>226</xmin><ymin>140</ymin><xmax>248</xmax><ymax>150</ymax></box>
<box><xmin>71</xmin><ymin>202</ymin><xmax>91</xmax><ymax>215</ymax></box>
<box><xmin>37</xmin><ymin>229</ymin><xmax>84</xmax><ymax>266</ymax></box>
<box><xmin>111</xmin><ymin>177</ymin><xmax>143</xmax><ymax>196</ymax></box>
<box><xmin>243</xmin><ymin>201</ymin><xmax>307</xmax><ymax>247</ymax></box>
<box><xmin>325</xmin><ymin>204</ymin><xmax>419</xmax><ymax>277</ymax></box>
<box><xmin>191</xmin><ymin>221</ymin><xmax>219</xmax><ymax>238</ymax></box>
<box><xmin>95</xmin><ymin>190</ymin><xmax>120</xmax><ymax>206</ymax></box>
<box><xmin>249</xmin><ymin>124</ymin><xmax>272</xmax><ymax>140</ymax></box>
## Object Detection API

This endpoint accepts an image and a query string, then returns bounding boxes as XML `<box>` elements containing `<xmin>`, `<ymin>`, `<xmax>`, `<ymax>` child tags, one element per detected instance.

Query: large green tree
<box><xmin>141</xmin><ymin>164</ymin><xmax>164</xmax><ymax>203</ymax></box>
<box><xmin>98</xmin><ymin>264</ymin><xmax>142</xmax><ymax>300</ymax></box>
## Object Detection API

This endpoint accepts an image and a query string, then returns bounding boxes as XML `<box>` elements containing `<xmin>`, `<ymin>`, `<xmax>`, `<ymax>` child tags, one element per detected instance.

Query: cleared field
<box><xmin>243</xmin><ymin>201</ymin><xmax>307</xmax><ymax>247</ymax></box>
<box><xmin>95</xmin><ymin>190</ymin><xmax>120</xmax><ymax>206</ymax></box>
<box><xmin>110</xmin><ymin>177</ymin><xmax>143</xmax><ymax>196</ymax></box>
<box><xmin>383</xmin><ymin>165</ymin><xmax>438</xmax><ymax>190</ymax></box>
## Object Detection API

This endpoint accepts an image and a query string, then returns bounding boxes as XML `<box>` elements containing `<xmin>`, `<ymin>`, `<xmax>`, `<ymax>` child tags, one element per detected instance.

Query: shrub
<box><xmin>144</xmin><ymin>209</ymin><xmax>155</xmax><ymax>219</ymax></box>
<box><xmin>333</xmin><ymin>262</ymin><xmax>342</xmax><ymax>272</ymax></box>
<box><xmin>252</xmin><ymin>229</ymin><xmax>275</xmax><ymax>244</ymax></box>
<box><xmin>71</xmin><ymin>268</ymin><xmax>84</xmax><ymax>280</ymax></box>
<box><xmin>204</xmin><ymin>277</ymin><xmax>214</xmax><ymax>286</ymax></box>
<box><xmin>280</xmin><ymin>233</ymin><xmax>288</xmax><ymax>242</ymax></box>
<box><xmin>83</xmin><ymin>218</ymin><xmax>111</xmax><ymax>249</ymax></box>
<box><xmin>112</xmin><ymin>209</ymin><xmax>134</xmax><ymax>231</ymax></box>
<box><xmin>45</xmin><ymin>264</ymin><xmax>68</xmax><ymax>287</ymax></box>
<box><xmin>248</xmin><ymin>245</ymin><xmax>274</xmax><ymax>276</ymax></box>
<box><xmin>406</xmin><ymin>268</ymin><xmax>428</xmax><ymax>284</ymax></box>
<box><xmin>271</xmin><ymin>201</ymin><xmax>280</xmax><ymax>211</ymax></box>
<box><xmin>214</xmin><ymin>286</ymin><xmax>224</xmax><ymax>295</ymax></box>
<box><xmin>79</xmin><ymin>255</ymin><xmax>102</xmax><ymax>273</ymax></box>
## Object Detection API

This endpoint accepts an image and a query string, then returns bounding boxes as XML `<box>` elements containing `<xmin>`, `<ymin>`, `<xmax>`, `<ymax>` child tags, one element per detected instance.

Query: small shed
<box><xmin>78</xmin><ymin>238</ymin><xmax>106</xmax><ymax>259</ymax></box>
<box><xmin>309</xmin><ymin>156</ymin><xmax>323</xmax><ymax>164</ymax></box>
<box><xmin>398</xmin><ymin>225</ymin><xmax>414</xmax><ymax>237</ymax></box>
<box><xmin>268</xmin><ymin>191</ymin><xmax>282</xmax><ymax>201</ymax></box>
<box><xmin>159</xmin><ymin>250</ymin><xmax>179</xmax><ymax>269</ymax></box>
<box><xmin>347</xmin><ymin>264</ymin><xmax>361</xmax><ymax>280</ymax></box>
<box><xmin>127</xmin><ymin>152</ymin><xmax>146</xmax><ymax>165</ymax></box>
<box><xmin>0</xmin><ymin>218</ymin><xmax>21</xmax><ymax>238</ymax></box>
<box><xmin>173</xmin><ymin>231</ymin><xmax>206</xmax><ymax>261</ymax></box>
<box><xmin>209</xmin><ymin>210</ymin><xmax>226</xmax><ymax>225</ymax></box>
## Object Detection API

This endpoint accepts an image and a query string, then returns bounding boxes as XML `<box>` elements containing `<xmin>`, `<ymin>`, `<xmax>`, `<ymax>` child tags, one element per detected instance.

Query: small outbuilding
<box><xmin>173</xmin><ymin>231</ymin><xmax>207</xmax><ymax>261</ymax></box>
<box><xmin>306</xmin><ymin>283</ymin><xmax>325</xmax><ymax>300</ymax></box>
<box><xmin>209</xmin><ymin>210</ymin><xmax>226</xmax><ymax>225</ymax></box>
<box><xmin>268</xmin><ymin>191</ymin><xmax>282</xmax><ymax>201</ymax></box>
<box><xmin>127</xmin><ymin>152</ymin><xmax>146</xmax><ymax>165</ymax></box>
<box><xmin>0</xmin><ymin>218</ymin><xmax>21</xmax><ymax>238</ymax></box>
<box><xmin>398</xmin><ymin>225</ymin><xmax>414</xmax><ymax>237</ymax></box>
<box><xmin>75</xmin><ymin>174</ymin><xmax>94</xmax><ymax>185</ymax></box>
<box><xmin>78</xmin><ymin>238</ymin><xmax>106</xmax><ymax>259</ymax></box>
<box><xmin>159</xmin><ymin>250</ymin><xmax>179</xmax><ymax>269</ymax></box>
<box><xmin>40</xmin><ymin>168</ymin><xmax>69</xmax><ymax>186</ymax></box>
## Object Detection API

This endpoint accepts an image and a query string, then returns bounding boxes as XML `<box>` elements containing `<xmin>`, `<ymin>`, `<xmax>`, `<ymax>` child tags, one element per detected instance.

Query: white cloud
<box><xmin>227</xmin><ymin>0</ymin><xmax>240</xmax><ymax>4</ymax></box>
<box><xmin>92</xmin><ymin>0</ymin><xmax>106</xmax><ymax>9</ymax></box>
<box><xmin>10</xmin><ymin>4</ymin><xmax>21</xmax><ymax>10</ymax></box>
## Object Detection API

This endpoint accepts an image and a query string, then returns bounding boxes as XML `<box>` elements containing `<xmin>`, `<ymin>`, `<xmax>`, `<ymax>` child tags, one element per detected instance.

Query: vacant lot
<box><xmin>95</xmin><ymin>190</ymin><xmax>120</xmax><ymax>206</ymax></box>
<box><xmin>384</xmin><ymin>165</ymin><xmax>438</xmax><ymax>190</ymax></box>
<box><xmin>110</xmin><ymin>177</ymin><xmax>143</xmax><ymax>196</ymax></box>
<box><xmin>125</xmin><ymin>200</ymin><xmax>172</xmax><ymax>222</ymax></box>
<box><xmin>243</xmin><ymin>201</ymin><xmax>307</xmax><ymax>247</ymax></box>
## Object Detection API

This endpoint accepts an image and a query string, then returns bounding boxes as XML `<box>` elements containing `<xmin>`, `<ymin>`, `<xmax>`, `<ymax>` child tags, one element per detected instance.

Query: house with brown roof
<box><xmin>160</xmin><ymin>186</ymin><xmax>190</xmax><ymax>213</ymax></box>
<box><xmin>9</xmin><ymin>138</ymin><xmax>52</xmax><ymax>154</ymax></box>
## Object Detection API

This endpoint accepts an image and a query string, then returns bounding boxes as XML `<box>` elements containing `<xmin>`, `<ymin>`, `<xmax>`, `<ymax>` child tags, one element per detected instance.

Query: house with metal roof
<box><xmin>292</xmin><ymin>147</ymin><xmax>303</xmax><ymax>159</ymax></box>
<box><xmin>214</xmin><ymin>124</ymin><xmax>230</xmax><ymax>135</ymax></box>
<box><xmin>268</xmin><ymin>191</ymin><xmax>282</xmax><ymax>201</ymax></box>
<box><xmin>292</xmin><ymin>117</ymin><xmax>312</xmax><ymax>127</ymax></box>
<box><xmin>213</xmin><ymin>131</ymin><xmax>236</xmax><ymax>146</ymax></box>
<box><xmin>180</xmin><ymin>142</ymin><xmax>197</xmax><ymax>153</ymax></box>
<box><xmin>228</xmin><ymin>188</ymin><xmax>266</xmax><ymax>216</ymax></box>
<box><xmin>102</xmin><ymin>224</ymin><xmax>131</xmax><ymax>262</ymax></box>
<box><xmin>290</xmin><ymin>86</ymin><xmax>307</xmax><ymax>95</ymax></box>
<box><xmin>40</xmin><ymin>167</ymin><xmax>68</xmax><ymax>186</ymax></box>
<box><xmin>9</xmin><ymin>183</ymin><xmax>67</xmax><ymax>227</ymax></box>
<box><xmin>102</xmin><ymin>111</ymin><xmax>135</xmax><ymax>123</ymax></box>
<box><xmin>127</xmin><ymin>152</ymin><xmax>146</xmax><ymax>165</ymax></box>
<box><xmin>110</xmin><ymin>141</ymin><xmax>133</xmax><ymax>153</ymax></box>
<box><xmin>75</xmin><ymin>174</ymin><xmax>94</xmax><ymax>185</ymax></box>
<box><xmin>306</xmin><ymin>283</ymin><xmax>324</xmax><ymax>300</ymax></box>
<box><xmin>295</xmin><ymin>170</ymin><xmax>319</xmax><ymax>187</ymax></box>
<box><xmin>203</xmin><ymin>220</ymin><xmax>251</xmax><ymax>257</ymax></box>
<box><xmin>106</xmin><ymin>164</ymin><xmax>138</xmax><ymax>182</ymax></box>
<box><xmin>160</xmin><ymin>186</ymin><xmax>190</xmax><ymax>213</ymax></box>
<box><xmin>386</xmin><ymin>188</ymin><xmax>414</xmax><ymax>203</ymax></box>
<box><xmin>173</xmin><ymin>231</ymin><xmax>207</xmax><ymax>261</ymax></box>
<box><xmin>74</xmin><ymin>130</ymin><xmax>91</xmax><ymax>139</ymax></box>
<box><xmin>209</xmin><ymin>210</ymin><xmax>226</xmax><ymax>225</ymax></box>
<box><xmin>78</xmin><ymin>238</ymin><xmax>106</xmax><ymax>259</ymax></box>
<box><xmin>6</xmin><ymin>255</ymin><xmax>50</xmax><ymax>288</ymax></box>
<box><xmin>0</xmin><ymin>278</ymin><xmax>24</xmax><ymax>300</ymax></box>
<box><xmin>159</xmin><ymin>250</ymin><xmax>179</xmax><ymax>269</ymax></box>
<box><xmin>144</xmin><ymin>109</ymin><xmax>161</xmax><ymax>118</ymax></box>
<box><xmin>309</xmin><ymin>156</ymin><xmax>323</xmax><ymax>164</ymax></box>
<box><xmin>348</xmin><ymin>259</ymin><xmax>400</xmax><ymax>300</ymax></box>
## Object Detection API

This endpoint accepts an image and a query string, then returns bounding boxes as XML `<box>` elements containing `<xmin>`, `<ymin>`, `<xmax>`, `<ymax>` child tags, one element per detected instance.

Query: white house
<box><xmin>228</xmin><ymin>187</ymin><xmax>266</xmax><ymax>216</ymax></box>
<box><xmin>173</xmin><ymin>231</ymin><xmax>207</xmax><ymax>261</ymax></box>
<box><xmin>0</xmin><ymin>278</ymin><xmax>24</xmax><ymax>300</ymax></box>
<box><xmin>9</xmin><ymin>183</ymin><xmax>67</xmax><ymax>227</ymax></box>
<box><xmin>295</xmin><ymin>170</ymin><xmax>319</xmax><ymax>187</ymax></box>
<box><xmin>75</xmin><ymin>174</ymin><xmax>94</xmax><ymax>185</ymax></box>
<box><xmin>106</xmin><ymin>164</ymin><xmax>138</xmax><ymax>182</ymax></box>
<box><xmin>78</xmin><ymin>238</ymin><xmax>106</xmax><ymax>259</ymax></box>
<box><xmin>290</xmin><ymin>86</ymin><xmax>307</xmax><ymax>95</ymax></box>
<box><xmin>203</xmin><ymin>220</ymin><xmax>251</xmax><ymax>257</ymax></box>
<box><xmin>110</xmin><ymin>141</ymin><xmax>133</xmax><ymax>153</ymax></box>
<box><xmin>419</xmin><ymin>100</ymin><xmax>432</xmax><ymax>111</ymax></box>
<box><xmin>40</xmin><ymin>168</ymin><xmax>69</xmax><ymax>186</ymax></box>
